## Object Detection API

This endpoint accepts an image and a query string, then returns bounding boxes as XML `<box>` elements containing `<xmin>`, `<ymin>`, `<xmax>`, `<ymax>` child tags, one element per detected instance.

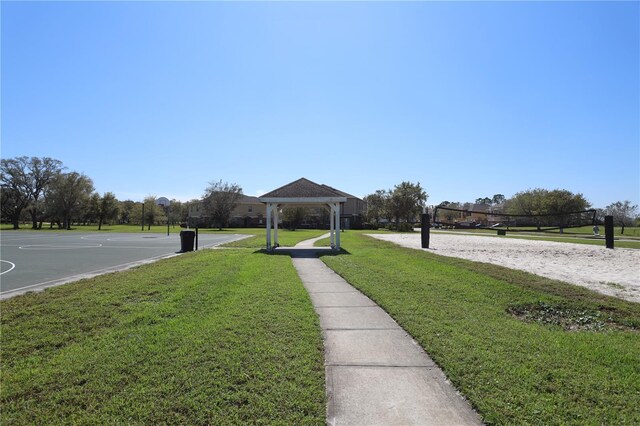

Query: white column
<box><xmin>329</xmin><ymin>204</ymin><xmax>335</xmax><ymax>248</ymax></box>
<box><xmin>335</xmin><ymin>203</ymin><xmax>341</xmax><ymax>250</ymax></box>
<box><xmin>266</xmin><ymin>203</ymin><xmax>272</xmax><ymax>250</ymax></box>
<box><xmin>274</xmin><ymin>206</ymin><xmax>279</xmax><ymax>247</ymax></box>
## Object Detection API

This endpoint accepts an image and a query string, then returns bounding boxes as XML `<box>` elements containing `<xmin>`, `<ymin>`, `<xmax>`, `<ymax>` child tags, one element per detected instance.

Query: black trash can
<box><xmin>180</xmin><ymin>230</ymin><xmax>196</xmax><ymax>252</ymax></box>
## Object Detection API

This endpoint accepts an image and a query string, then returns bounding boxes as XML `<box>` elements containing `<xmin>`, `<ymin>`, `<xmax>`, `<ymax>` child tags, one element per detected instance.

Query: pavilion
<box><xmin>258</xmin><ymin>178</ymin><xmax>348</xmax><ymax>250</ymax></box>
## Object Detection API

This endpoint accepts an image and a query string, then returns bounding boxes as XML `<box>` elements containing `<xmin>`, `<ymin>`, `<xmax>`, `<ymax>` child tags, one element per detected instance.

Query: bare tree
<box><xmin>606</xmin><ymin>201</ymin><xmax>638</xmax><ymax>235</ymax></box>
<box><xmin>203</xmin><ymin>180</ymin><xmax>243</xmax><ymax>230</ymax></box>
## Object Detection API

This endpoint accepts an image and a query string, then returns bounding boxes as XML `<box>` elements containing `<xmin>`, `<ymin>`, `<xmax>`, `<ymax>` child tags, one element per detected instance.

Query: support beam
<box><xmin>274</xmin><ymin>206</ymin><xmax>279</xmax><ymax>248</ymax></box>
<box><xmin>329</xmin><ymin>203</ymin><xmax>335</xmax><ymax>248</ymax></box>
<box><xmin>335</xmin><ymin>203</ymin><xmax>341</xmax><ymax>250</ymax></box>
<box><xmin>266</xmin><ymin>203</ymin><xmax>273</xmax><ymax>250</ymax></box>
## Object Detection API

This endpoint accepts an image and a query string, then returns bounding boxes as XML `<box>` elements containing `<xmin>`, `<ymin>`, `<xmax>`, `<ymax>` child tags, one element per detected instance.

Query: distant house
<box><xmin>230</xmin><ymin>196</ymin><xmax>266</xmax><ymax>227</ymax></box>
<box><xmin>321</xmin><ymin>184</ymin><xmax>366</xmax><ymax>229</ymax></box>
<box><xmin>436</xmin><ymin>203</ymin><xmax>505</xmax><ymax>227</ymax></box>
<box><xmin>187</xmin><ymin>195</ymin><xmax>266</xmax><ymax>228</ymax></box>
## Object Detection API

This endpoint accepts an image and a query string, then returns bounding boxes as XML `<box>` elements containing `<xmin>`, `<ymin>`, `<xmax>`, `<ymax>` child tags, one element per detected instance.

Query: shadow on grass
<box><xmin>252</xmin><ymin>248</ymin><xmax>351</xmax><ymax>258</ymax></box>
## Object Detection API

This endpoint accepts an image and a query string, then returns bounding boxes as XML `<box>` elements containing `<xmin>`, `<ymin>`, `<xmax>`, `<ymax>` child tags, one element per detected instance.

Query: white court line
<box><xmin>0</xmin><ymin>234</ymin><xmax>251</xmax><ymax>299</ymax></box>
<box><xmin>0</xmin><ymin>234</ymin><xmax>62</xmax><ymax>242</ymax></box>
<box><xmin>19</xmin><ymin>244</ymin><xmax>103</xmax><ymax>250</ymax></box>
<box><xmin>0</xmin><ymin>260</ymin><xmax>16</xmax><ymax>275</ymax></box>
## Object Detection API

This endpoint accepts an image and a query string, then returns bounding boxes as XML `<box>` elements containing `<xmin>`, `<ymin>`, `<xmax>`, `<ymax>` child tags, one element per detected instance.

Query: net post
<box><xmin>604</xmin><ymin>216</ymin><xmax>614</xmax><ymax>249</ymax></box>
<box><xmin>421</xmin><ymin>213</ymin><xmax>430</xmax><ymax>249</ymax></box>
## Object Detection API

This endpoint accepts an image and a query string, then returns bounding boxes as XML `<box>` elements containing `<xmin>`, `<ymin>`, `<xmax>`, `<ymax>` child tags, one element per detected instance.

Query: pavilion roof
<box><xmin>259</xmin><ymin>178</ymin><xmax>346</xmax><ymax>200</ymax></box>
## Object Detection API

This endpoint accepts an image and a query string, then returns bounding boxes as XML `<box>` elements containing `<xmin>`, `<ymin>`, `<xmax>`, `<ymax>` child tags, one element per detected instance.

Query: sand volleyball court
<box><xmin>369</xmin><ymin>233</ymin><xmax>640</xmax><ymax>303</ymax></box>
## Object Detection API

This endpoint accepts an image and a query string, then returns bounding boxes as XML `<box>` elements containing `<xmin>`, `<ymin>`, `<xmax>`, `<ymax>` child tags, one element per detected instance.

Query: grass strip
<box><xmin>222</xmin><ymin>229</ymin><xmax>329</xmax><ymax>249</ymax></box>
<box><xmin>1</xmin><ymin>249</ymin><xmax>325</xmax><ymax>425</ymax></box>
<box><xmin>320</xmin><ymin>232</ymin><xmax>640</xmax><ymax>425</ymax></box>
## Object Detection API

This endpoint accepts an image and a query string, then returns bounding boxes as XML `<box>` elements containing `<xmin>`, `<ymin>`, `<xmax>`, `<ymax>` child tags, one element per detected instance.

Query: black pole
<box><xmin>605</xmin><ymin>215</ymin><xmax>614</xmax><ymax>249</ymax></box>
<box><xmin>167</xmin><ymin>205</ymin><xmax>170</xmax><ymax>236</ymax></box>
<box><xmin>141</xmin><ymin>203</ymin><xmax>145</xmax><ymax>231</ymax></box>
<box><xmin>195</xmin><ymin>227</ymin><xmax>199</xmax><ymax>251</ymax></box>
<box><xmin>421</xmin><ymin>213</ymin><xmax>430</xmax><ymax>249</ymax></box>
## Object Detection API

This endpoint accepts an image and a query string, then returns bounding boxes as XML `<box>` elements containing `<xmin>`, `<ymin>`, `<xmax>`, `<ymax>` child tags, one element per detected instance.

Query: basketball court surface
<box><xmin>0</xmin><ymin>232</ymin><xmax>247</xmax><ymax>299</ymax></box>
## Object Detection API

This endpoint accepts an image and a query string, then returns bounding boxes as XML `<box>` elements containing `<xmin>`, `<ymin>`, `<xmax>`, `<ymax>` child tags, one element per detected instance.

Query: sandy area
<box><xmin>368</xmin><ymin>233</ymin><xmax>640</xmax><ymax>304</ymax></box>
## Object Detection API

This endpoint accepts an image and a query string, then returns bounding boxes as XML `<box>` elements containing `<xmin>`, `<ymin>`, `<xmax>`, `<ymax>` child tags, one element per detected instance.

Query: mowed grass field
<box><xmin>319</xmin><ymin>232</ymin><xmax>640</xmax><ymax>425</ymax></box>
<box><xmin>1</xmin><ymin>249</ymin><xmax>325</xmax><ymax>424</ymax></box>
<box><xmin>2</xmin><ymin>228</ymin><xmax>639</xmax><ymax>424</ymax></box>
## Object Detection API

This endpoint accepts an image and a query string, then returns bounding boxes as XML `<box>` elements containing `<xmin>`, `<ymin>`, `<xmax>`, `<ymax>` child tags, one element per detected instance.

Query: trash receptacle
<box><xmin>497</xmin><ymin>230</ymin><xmax>506</xmax><ymax>236</ymax></box>
<box><xmin>180</xmin><ymin>230</ymin><xmax>196</xmax><ymax>252</ymax></box>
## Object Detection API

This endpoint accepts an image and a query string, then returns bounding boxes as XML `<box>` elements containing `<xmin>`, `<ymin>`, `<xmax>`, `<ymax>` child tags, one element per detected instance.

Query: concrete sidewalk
<box><xmin>287</xmin><ymin>236</ymin><xmax>483</xmax><ymax>425</ymax></box>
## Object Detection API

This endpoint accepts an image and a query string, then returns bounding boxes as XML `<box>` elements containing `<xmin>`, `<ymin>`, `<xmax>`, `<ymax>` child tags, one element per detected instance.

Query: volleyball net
<box><xmin>432</xmin><ymin>206</ymin><xmax>597</xmax><ymax>232</ymax></box>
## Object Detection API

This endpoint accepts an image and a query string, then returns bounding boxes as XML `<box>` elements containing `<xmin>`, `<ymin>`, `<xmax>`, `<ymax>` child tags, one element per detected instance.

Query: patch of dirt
<box><xmin>507</xmin><ymin>301</ymin><xmax>636</xmax><ymax>332</ymax></box>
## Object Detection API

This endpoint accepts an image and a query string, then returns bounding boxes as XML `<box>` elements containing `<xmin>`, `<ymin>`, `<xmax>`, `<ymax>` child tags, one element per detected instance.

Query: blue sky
<box><xmin>2</xmin><ymin>1</ymin><xmax>638</xmax><ymax>208</ymax></box>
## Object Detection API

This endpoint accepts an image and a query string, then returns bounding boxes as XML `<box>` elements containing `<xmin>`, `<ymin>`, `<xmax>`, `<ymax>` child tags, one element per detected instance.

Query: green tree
<box><xmin>0</xmin><ymin>185</ymin><xmax>26</xmax><ymax>229</ymax></box>
<box><xmin>507</xmin><ymin>188</ymin><xmax>590</xmax><ymax>229</ymax></box>
<box><xmin>437</xmin><ymin>201</ymin><xmax>461</xmax><ymax>223</ymax></box>
<box><xmin>47</xmin><ymin>172</ymin><xmax>94</xmax><ymax>230</ymax></box>
<box><xmin>97</xmin><ymin>192</ymin><xmax>120</xmax><ymax>230</ymax></box>
<box><xmin>389</xmin><ymin>181</ymin><xmax>428</xmax><ymax>226</ymax></box>
<box><xmin>119</xmin><ymin>200</ymin><xmax>136</xmax><ymax>224</ymax></box>
<box><xmin>142</xmin><ymin>196</ymin><xmax>166</xmax><ymax>230</ymax></box>
<box><xmin>0</xmin><ymin>156</ymin><xmax>65</xmax><ymax>229</ymax></box>
<box><xmin>203</xmin><ymin>180</ymin><xmax>243</xmax><ymax>230</ymax></box>
<box><xmin>475</xmin><ymin>197</ymin><xmax>492</xmax><ymax>205</ymax></box>
<box><xmin>0</xmin><ymin>157</ymin><xmax>31</xmax><ymax>229</ymax></box>
<box><xmin>282</xmin><ymin>207</ymin><xmax>309</xmax><ymax>230</ymax></box>
<box><xmin>545</xmin><ymin>189</ymin><xmax>590</xmax><ymax>226</ymax></box>
<box><xmin>26</xmin><ymin>157</ymin><xmax>64</xmax><ymax>229</ymax></box>
<box><xmin>492</xmin><ymin>194</ymin><xmax>506</xmax><ymax>205</ymax></box>
<box><xmin>606</xmin><ymin>201</ymin><xmax>638</xmax><ymax>235</ymax></box>
<box><xmin>363</xmin><ymin>189</ymin><xmax>390</xmax><ymax>224</ymax></box>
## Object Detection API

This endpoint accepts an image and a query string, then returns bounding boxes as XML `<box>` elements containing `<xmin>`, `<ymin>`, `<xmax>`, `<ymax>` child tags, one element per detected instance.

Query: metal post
<box><xmin>167</xmin><ymin>205</ymin><xmax>170</xmax><ymax>236</ymax></box>
<box><xmin>421</xmin><ymin>213</ymin><xmax>430</xmax><ymax>248</ymax></box>
<box><xmin>141</xmin><ymin>203</ymin><xmax>145</xmax><ymax>231</ymax></box>
<box><xmin>195</xmin><ymin>227</ymin><xmax>199</xmax><ymax>251</ymax></box>
<box><xmin>605</xmin><ymin>215</ymin><xmax>614</xmax><ymax>249</ymax></box>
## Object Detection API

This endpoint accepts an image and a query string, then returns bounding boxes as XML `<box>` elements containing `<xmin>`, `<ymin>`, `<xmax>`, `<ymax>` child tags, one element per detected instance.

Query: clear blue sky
<box><xmin>2</xmin><ymin>1</ymin><xmax>638</xmax><ymax>208</ymax></box>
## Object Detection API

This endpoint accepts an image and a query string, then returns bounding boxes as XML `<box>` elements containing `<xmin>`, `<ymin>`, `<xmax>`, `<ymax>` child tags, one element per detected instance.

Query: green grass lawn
<box><xmin>319</xmin><ymin>232</ymin><xmax>640</xmax><ymax>425</ymax></box>
<box><xmin>1</xmin><ymin>249</ymin><xmax>325</xmax><ymax>424</ymax></box>
<box><xmin>222</xmin><ymin>229</ymin><xmax>329</xmax><ymax>249</ymax></box>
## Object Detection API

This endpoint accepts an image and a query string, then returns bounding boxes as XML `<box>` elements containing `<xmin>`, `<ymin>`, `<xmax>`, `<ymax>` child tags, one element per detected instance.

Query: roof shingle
<box><xmin>260</xmin><ymin>178</ymin><xmax>342</xmax><ymax>198</ymax></box>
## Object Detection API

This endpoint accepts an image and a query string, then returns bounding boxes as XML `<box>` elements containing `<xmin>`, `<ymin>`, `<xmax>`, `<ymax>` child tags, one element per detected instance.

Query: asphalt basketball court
<box><xmin>0</xmin><ymin>232</ymin><xmax>247</xmax><ymax>299</ymax></box>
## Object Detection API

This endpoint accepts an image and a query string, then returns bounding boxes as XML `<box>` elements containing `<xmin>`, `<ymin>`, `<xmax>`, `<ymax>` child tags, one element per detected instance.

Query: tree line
<box><xmin>362</xmin><ymin>181</ymin><xmax>428</xmax><ymax>231</ymax></box>
<box><xmin>0</xmin><ymin>156</ymin><xmax>196</xmax><ymax>230</ymax></box>
<box><xmin>361</xmin><ymin>183</ymin><xmax>638</xmax><ymax>233</ymax></box>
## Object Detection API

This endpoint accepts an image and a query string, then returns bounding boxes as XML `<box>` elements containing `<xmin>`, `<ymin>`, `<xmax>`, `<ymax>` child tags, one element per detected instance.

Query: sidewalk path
<box><xmin>286</xmin><ymin>235</ymin><xmax>483</xmax><ymax>425</ymax></box>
